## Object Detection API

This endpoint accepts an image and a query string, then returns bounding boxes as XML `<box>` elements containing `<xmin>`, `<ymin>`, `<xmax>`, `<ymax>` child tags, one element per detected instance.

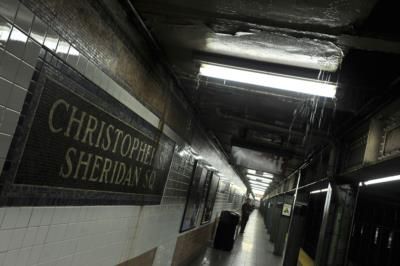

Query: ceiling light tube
<box><xmin>250</xmin><ymin>184</ymin><xmax>270</xmax><ymax>189</ymax></box>
<box><xmin>252</xmin><ymin>184</ymin><xmax>269</xmax><ymax>189</ymax></box>
<box><xmin>250</xmin><ymin>185</ymin><xmax>269</xmax><ymax>190</ymax></box>
<box><xmin>251</xmin><ymin>185</ymin><xmax>268</xmax><ymax>189</ymax></box>
<box><xmin>363</xmin><ymin>175</ymin><xmax>400</xmax><ymax>186</ymax></box>
<box><xmin>251</xmin><ymin>184</ymin><xmax>265</xmax><ymax>188</ymax></box>
<box><xmin>199</xmin><ymin>63</ymin><xmax>337</xmax><ymax>98</ymax></box>
<box><xmin>247</xmin><ymin>174</ymin><xmax>273</xmax><ymax>180</ymax></box>
<box><xmin>247</xmin><ymin>169</ymin><xmax>256</xmax><ymax>174</ymax></box>
<box><xmin>249</xmin><ymin>180</ymin><xmax>270</xmax><ymax>185</ymax></box>
<box><xmin>249</xmin><ymin>179</ymin><xmax>272</xmax><ymax>185</ymax></box>
<box><xmin>251</xmin><ymin>184</ymin><xmax>266</xmax><ymax>188</ymax></box>
<box><xmin>263</xmin><ymin>172</ymin><xmax>273</xmax><ymax>178</ymax></box>
<box><xmin>310</xmin><ymin>188</ymin><xmax>328</xmax><ymax>194</ymax></box>
<box><xmin>251</xmin><ymin>185</ymin><xmax>269</xmax><ymax>190</ymax></box>
<box><xmin>248</xmin><ymin>177</ymin><xmax>272</xmax><ymax>182</ymax></box>
<box><xmin>252</xmin><ymin>189</ymin><xmax>267</xmax><ymax>193</ymax></box>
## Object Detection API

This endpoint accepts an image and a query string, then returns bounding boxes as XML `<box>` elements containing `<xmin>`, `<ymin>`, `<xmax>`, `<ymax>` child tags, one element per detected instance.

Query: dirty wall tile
<box><xmin>14</xmin><ymin>4</ymin><xmax>34</xmax><ymax>34</ymax></box>
<box><xmin>0</xmin><ymin>0</ymin><xmax>19</xmax><ymax>23</ymax></box>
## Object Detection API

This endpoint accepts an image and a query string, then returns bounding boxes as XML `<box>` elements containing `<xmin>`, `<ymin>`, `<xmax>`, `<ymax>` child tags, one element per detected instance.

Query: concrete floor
<box><xmin>191</xmin><ymin>210</ymin><xmax>283</xmax><ymax>266</ymax></box>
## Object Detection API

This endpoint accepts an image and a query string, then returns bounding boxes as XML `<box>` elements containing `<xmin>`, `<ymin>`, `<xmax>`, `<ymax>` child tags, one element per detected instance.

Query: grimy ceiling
<box><xmin>126</xmin><ymin>0</ymin><xmax>400</xmax><ymax>194</ymax></box>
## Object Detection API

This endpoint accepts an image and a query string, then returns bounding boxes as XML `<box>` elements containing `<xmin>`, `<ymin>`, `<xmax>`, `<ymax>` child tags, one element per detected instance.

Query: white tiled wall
<box><xmin>0</xmin><ymin>204</ymin><xmax>188</xmax><ymax>266</ymax></box>
<box><xmin>0</xmin><ymin>0</ymin><xmax>38</xmax><ymax>175</ymax></box>
<box><xmin>0</xmin><ymin>205</ymin><xmax>141</xmax><ymax>266</ymax></box>
<box><xmin>0</xmin><ymin>1</ymin><xmax>243</xmax><ymax>265</ymax></box>
<box><xmin>0</xmin><ymin>0</ymin><xmax>160</xmax><ymax>176</ymax></box>
<box><xmin>0</xmin><ymin>1</ymin><xmax>183</xmax><ymax>264</ymax></box>
<box><xmin>0</xmin><ymin>200</ymin><xmax>231</xmax><ymax>266</ymax></box>
<box><xmin>0</xmin><ymin>202</ymin><xmax>190</xmax><ymax>266</ymax></box>
<box><xmin>152</xmin><ymin>238</ymin><xmax>178</xmax><ymax>266</ymax></box>
<box><xmin>129</xmin><ymin>204</ymin><xmax>184</xmax><ymax>264</ymax></box>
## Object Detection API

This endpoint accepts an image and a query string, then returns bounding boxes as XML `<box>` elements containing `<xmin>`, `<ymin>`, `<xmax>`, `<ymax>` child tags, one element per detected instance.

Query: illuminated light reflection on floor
<box><xmin>191</xmin><ymin>210</ymin><xmax>283</xmax><ymax>266</ymax></box>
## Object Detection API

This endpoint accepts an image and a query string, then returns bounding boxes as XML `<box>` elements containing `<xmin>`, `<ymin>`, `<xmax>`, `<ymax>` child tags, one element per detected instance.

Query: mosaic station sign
<box><xmin>15</xmin><ymin>79</ymin><xmax>174</xmax><ymax>197</ymax></box>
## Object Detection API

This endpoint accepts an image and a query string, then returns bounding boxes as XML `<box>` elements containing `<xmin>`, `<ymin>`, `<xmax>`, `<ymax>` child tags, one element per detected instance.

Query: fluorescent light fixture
<box><xmin>252</xmin><ymin>189</ymin><xmax>267</xmax><ymax>193</ymax></box>
<box><xmin>249</xmin><ymin>179</ymin><xmax>270</xmax><ymax>185</ymax></box>
<box><xmin>310</xmin><ymin>188</ymin><xmax>328</xmax><ymax>194</ymax></box>
<box><xmin>363</xmin><ymin>175</ymin><xmax>400</xmax><ymax>186</ymax></box>
<box><xmin>250</xmin><ymin>184</ymin><xmax>269</xmax><ymax>190</ymax></box>
<box><xmin>263</xmin><ymin>172</ymin><xmax>273</xmax><ymax>178</ymax></box>
<box><xmin>249</xmin><ymin>179</ymin><xmax>272</xmax><ymax>185</ymax></box>
<box><xmin>248</xmin><ymin>177</ymin><xmax>272</xmax><ymax>183</ymax></box>
<box><xmin>251</xmin><ymin>184</ymin><xmax>269</xmax><ymax>190</ymax></box>
<box><xmin>235</xmin><ymin>31</ymin><xmax>255</xmax><ymax>37</ymax></box>
<box><xmin>247</xmin><ymin>169</ymin><xmax>256</xmax><ymax>175</ymax></box>
<box><xmin>250</xmin><ymin>184</ymin><xmax>269</xmax><ymax>189</ymax></box>
<box><xmin>251</xmin><ymin>183</ymin><xmax>268</xmax><ymax>188</ymax></box>
<box><xmin>199</xmin><ymin>63</ymin><xmax>337</xmax><ymax>98</ymax></box>
<box><xmin>250</xmin><ymin>182</ymin><xmax>268</xmax><ymax>187</ymax></box>
<box><xmin>247</xmin><ymin>174</ymin><xmax>273</xmax><ymax>180</ymax></box>
<box><xmin>251</xmin><ymin>184</ymin><xmax>266</xmax><ymax>188</ymax></box>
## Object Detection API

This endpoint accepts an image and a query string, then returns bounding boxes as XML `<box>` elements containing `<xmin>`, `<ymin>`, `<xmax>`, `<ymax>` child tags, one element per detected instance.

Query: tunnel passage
<box><xmin>1</xmin><ymin>0</ymin><xmax>400</xmax><ymax>265</ymax></box>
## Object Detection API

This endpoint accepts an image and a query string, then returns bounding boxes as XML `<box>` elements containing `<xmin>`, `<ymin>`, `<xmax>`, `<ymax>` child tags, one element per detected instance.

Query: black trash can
<box><xmin>213</xmin><ymin>211</ymin><xmax>240</xmax><ymax>251</ymax></box>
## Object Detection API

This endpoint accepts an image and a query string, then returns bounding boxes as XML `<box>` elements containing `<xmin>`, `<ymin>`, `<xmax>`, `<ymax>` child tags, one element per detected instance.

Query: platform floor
<box><xmin>191</xmin><ymin>210</ymin><xmax>283</xmax><ymax>266</ymax></box>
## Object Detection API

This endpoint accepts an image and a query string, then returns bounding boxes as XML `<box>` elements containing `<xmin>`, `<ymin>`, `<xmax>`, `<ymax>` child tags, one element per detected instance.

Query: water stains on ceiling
<box><xmin>129</xmin><ymin>0</ymin><xmax>400</xmax><ymax>194</ymax></box>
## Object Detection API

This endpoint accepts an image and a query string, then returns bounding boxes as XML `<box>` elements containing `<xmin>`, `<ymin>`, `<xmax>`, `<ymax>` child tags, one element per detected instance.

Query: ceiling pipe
<box><xmin>231</xmin><ymin>138</ymin><xmax>304</xmax><ymax>158</ymax></box>
<box><xmin>216</xmin><ymin>108</ymin><xmax>332</xmax><ymax>142</ymax></box>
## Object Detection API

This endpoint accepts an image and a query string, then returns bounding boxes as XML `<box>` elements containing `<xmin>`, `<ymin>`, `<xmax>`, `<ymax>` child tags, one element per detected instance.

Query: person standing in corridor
<box><xmin>240</xmin><ymin>198</ymin><xmax>253</xmax><ymax>233</ymax></box>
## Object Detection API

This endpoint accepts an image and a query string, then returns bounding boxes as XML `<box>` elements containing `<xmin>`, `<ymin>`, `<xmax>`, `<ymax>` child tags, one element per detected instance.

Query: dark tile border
<box><xmin>0</xmin><ymin>47</ymin><xmax>175</xmax><ymax>207</ymax></box>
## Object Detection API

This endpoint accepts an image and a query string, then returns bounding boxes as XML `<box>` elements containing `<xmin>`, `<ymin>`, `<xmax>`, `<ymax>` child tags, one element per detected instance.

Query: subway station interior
<box><xmin>1</xmin><ymin>0</ymin><xmax>400</xmax><ymax>265</ymax></box>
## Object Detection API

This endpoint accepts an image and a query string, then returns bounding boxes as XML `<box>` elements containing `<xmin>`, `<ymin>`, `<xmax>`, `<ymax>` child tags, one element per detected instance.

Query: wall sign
<box><xmin>1</xmin><ymin>53</ymin><xmax>176</xmax><ymax>206</ymax></box>
<box><xmin>201</xmin><ymin>172</ymin><xmax>219</xmax><ymax>224</ymax></box>
<box><xmin>180</xmin><ymin>161</ymin><xmax>208</xmax><ymax>232</ymax></box>
<box><xmin>162</xmin><ymin>147</ymin><xmax>195</xmax><ymax>201</ymax></box>
<box><xmin>14</xmin><ymin>78</ymin><xmax>174</xmax><ymax>197</ymax></box>
<box><xmin>282</xmin><ymin>203</ymin><xmax>292</xmax><ymax>217</ymax></box>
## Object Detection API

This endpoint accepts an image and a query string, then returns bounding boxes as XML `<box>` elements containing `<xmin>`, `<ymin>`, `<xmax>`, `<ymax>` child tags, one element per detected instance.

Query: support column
<box><xmin>314</xmin><ymin>183</ymin><xmax>334</xmax><ymax>266</ymax></box>
<box><xmin>314</xmin><ymin>183</ymin><xmax>358</xmax><ymax>266</ymax></box>
<box><xmin>274</xmin><ymin>194</ymin><xmax>293</xmax><ymax>256</ymax></box>
<box><xmin>282</xmin><ymin>192</ymin><xmax>308</xmax><ymax>266</ymax></box>
<box><xmin>326</xmin><ymin>184</ymin><xmax>358</xmax><ymax>266</ymax></box>
<box><xmin>270</xmin><ymin>197</ymin><xmax>281</xmax><ymax>243</ymax></box>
